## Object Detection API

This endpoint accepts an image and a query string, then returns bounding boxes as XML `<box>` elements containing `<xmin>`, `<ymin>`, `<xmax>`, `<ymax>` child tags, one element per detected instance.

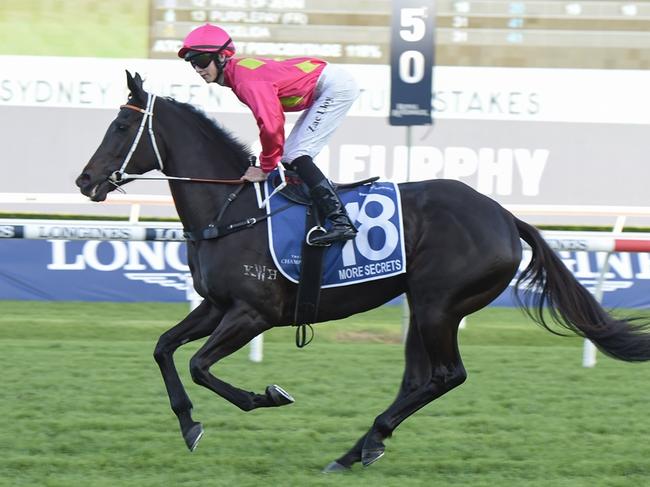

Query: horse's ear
<box><xmin>125</xmin><ymin>70</ymin><xmax>146</xmax><ymax>102</ymax></box>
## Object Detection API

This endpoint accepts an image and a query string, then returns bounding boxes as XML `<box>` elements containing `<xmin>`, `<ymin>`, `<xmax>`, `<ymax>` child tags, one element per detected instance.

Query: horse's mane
<box><xmin>165</xmin><ymin>97</ymin><xmax>254</xmax><ymax>167</ymax></box>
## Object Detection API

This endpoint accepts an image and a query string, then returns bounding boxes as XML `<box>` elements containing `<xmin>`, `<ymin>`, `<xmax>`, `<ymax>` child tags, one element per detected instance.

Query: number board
<box><xmin>389</xmin><ymin>0</ymin><xmax>435</xmax><ymax>126</ymax></box>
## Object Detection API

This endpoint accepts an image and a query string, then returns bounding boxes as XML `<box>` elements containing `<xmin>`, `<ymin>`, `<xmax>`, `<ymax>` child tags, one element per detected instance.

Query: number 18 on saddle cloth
<box><xmin>263</xmin><ymin>174</ymin><xmax>406</xmax><ymax>288</ymax></box>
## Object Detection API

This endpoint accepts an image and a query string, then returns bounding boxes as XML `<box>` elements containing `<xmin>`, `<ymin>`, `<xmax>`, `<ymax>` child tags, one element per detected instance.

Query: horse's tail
<box><xmin>514</xmin><ymin>218</ymin><xmax>650</xmax><ymax>362</ymax></box>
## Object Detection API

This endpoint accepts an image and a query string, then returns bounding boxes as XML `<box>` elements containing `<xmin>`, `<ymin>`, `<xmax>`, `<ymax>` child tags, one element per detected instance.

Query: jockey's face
<box><xmin>193</xmin><ymin>58</ymin><xmax>218</xmax><ymax>83</ymax></box>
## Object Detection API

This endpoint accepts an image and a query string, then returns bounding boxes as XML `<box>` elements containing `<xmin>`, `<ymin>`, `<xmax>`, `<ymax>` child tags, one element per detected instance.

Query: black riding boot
<box><xmin>290</xmin><ymin>155</ymin><xmax>358</xmax><ymax>245</ymax></box>
<box><xmin>308</xmin><ymin>179</ymin><xmax>358</xmax><ymax>245</ymax></box>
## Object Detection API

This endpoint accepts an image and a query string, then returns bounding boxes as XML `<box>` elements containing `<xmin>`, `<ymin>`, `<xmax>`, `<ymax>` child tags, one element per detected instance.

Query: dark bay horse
<box><xmin>76</xmin><ymin>72</ymin><xmax>650</xmax><ymax>472</ymax></box>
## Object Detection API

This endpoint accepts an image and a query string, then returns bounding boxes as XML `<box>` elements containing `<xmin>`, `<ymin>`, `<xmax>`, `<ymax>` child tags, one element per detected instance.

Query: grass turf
<box><xmin>1</xmin><ymin>301</ymin><xmax>649</xmax><ymax>486</ymax></box>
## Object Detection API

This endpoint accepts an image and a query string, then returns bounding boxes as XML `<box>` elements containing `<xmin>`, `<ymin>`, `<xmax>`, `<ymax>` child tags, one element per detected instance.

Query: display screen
<box><xmin>150</xmin><ymin>0</ymin><xmax>650</xmax><ymax>68</ymax></box>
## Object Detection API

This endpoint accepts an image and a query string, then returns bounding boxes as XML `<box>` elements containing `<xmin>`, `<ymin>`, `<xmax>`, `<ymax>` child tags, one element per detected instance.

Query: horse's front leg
<box><xmin>189</xmin><ymin>301</ymin><xmax>294</xmax><ymax>411</ymax></box>
<box><xmin>153</xmin><ymin>299</ymin><xmax>224</xmax><ymax>451</ymax></box>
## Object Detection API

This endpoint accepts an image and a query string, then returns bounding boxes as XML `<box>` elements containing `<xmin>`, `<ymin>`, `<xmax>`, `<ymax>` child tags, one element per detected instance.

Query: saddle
<box><xmin>270</xmin><ymin>169</ymin><xmax>379</xmax><ymax>205</ymax></box>
<box><xmin>271</xmin><ymin>170</ymin><xmax>379</xmax><ymax>346</ymax></box>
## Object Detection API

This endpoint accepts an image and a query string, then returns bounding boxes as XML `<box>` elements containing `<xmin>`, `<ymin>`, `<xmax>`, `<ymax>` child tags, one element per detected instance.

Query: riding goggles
<box><xmin>184</xmin><ymin>37</ymin><xmax>233</xmax><ymax>69</ymax></box>
<box><xmin>186</xmin><ymin>52</ymin><xmax>215</xmax><ymax>69</ymax></box>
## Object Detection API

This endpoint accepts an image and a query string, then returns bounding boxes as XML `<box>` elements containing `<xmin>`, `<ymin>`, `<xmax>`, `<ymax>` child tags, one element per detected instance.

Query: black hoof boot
<box><xmin>183</xmin><ymin>422</ymin><xmax>204</xmax><ymax>452</ymax></box>
<box><xmin>265</xmin><ymin>384</ymin><xmax>295</xmax><ymax>406</ymax></box>
<box><xmin>322</xmin><ymin>461</ymin><xmax>351</xmax><ymax>473</ymax></box>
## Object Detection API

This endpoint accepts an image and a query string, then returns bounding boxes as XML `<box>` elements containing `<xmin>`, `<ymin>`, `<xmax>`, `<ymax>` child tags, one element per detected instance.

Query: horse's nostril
<box><xmin>76</xmin><ymin>173</ymin><xmax>91</xmax><ymax>188</ymax></box>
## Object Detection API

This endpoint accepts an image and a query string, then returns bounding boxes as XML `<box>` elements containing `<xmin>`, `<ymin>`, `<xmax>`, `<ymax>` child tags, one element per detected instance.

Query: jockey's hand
<box><xmin>241</xmin><ymin>166</ymin><xmax>268</xmax><ymax>182</ymax></box>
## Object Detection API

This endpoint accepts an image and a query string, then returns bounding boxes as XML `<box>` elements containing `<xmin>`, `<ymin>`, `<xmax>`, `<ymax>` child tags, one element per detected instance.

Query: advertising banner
<box><xmin>2</xmin><ymin>240</ymin><xmax>650</xmax><ymax>309</ymax></box>
<box><xmin>0</xmin><ymin>240</ymin><xmax>190</xmax><ymax>302</ymax></box>
<box><xmin>2</xmin><ymin>56</ymin><xmax>650</xmax><ymax>221</ymax></box>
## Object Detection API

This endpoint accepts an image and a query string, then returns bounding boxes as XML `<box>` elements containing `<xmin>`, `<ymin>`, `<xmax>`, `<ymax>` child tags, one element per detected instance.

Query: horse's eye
<box><xmin>116</xmin><ymin>123</ymin><xmax>128</xmax><ymax>131</ymax></box>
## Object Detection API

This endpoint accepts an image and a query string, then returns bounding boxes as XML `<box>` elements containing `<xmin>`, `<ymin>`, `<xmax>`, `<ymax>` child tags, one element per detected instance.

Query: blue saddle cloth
<box><xmin>263</xmin><ymin>172</ymin><xmax>406</xmax><ymax>288</ymax></box>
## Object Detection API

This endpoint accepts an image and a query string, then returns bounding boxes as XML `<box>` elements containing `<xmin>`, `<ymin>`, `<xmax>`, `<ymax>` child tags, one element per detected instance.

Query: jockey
<box><xmin>178</xmin><ymin>23</ymin><xmax>359</xmax><ymax>245</ymax></box>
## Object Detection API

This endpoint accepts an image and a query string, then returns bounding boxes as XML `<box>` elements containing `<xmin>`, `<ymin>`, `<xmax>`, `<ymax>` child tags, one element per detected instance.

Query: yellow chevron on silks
<box><xmin>237</xmin><ymin>58</ymin><xmax>265</xmax><ymax>70</ymax></box>
<box><xmin>280</xmin><ymin>96</ymin><xmax>304</xmax><ymax>108</ymax></box>
<box><xmin>294</xmin><ymin>60</ymin><xmax>319</xmax><ymax>73</ymax></box>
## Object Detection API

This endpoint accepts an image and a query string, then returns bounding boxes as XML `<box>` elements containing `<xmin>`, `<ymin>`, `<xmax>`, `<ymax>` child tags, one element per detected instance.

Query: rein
<box><xmin>113</xmin><ymin>94</ymin><xmax>289</xmax><ymax>237</ymax></box>
<box><xmin>112</xmin><ymin>94</ymin><xmax>245</xmax><ymax>186</ymax></box>
<box><xmin>115</xmin><ymin>94</ymin><xmax>313</xmax><ymax>346</ymax></box>
<box><xmin>111</xmin><ymin>172</ymin><xmax>245</xmax><ymax>185</ymax></box>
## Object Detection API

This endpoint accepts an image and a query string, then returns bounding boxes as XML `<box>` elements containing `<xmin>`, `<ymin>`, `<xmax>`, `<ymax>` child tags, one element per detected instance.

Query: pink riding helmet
<box><xmin>177</xmin><ymin>24</ymin><xmax>236</xmax><ymax>58</ymax></box>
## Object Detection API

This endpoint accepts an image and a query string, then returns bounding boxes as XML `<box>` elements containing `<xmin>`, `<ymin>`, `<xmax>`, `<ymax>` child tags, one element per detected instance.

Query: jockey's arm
<box><xmin>233</xmin><ymin>81</ymin><xmax>286</xmax><ymax>173</ymax></box>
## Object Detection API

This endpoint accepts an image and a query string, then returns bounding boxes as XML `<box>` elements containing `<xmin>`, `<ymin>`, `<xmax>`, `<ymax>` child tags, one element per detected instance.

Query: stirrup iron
<box><xmin>306</xmin><ymin>225</ymin><xmax>331</xmax><ymax>247</ymax></box>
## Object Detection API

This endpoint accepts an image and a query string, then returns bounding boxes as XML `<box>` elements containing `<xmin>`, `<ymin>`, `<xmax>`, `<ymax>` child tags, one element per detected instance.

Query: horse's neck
<box><xmin>165</xmin><ymin>156</ymin><xmax>234</xmax><ymax>231</ymax></box>
<box><xmin>158</xmin><ymin>103</ymin><xmax>250</xmax><ymax>231</ymax></box>
<box><xmin>168</xmin><ymin>182</ymin><xmax>216</xmax><ymax>231</ymax></box>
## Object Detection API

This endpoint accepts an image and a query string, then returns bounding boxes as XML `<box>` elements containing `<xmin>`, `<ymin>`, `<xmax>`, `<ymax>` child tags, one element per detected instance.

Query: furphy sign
<box><xmin>324</xmin><ymin>143</ymin><xmax>549</xmax><ymax>196</ymax></box>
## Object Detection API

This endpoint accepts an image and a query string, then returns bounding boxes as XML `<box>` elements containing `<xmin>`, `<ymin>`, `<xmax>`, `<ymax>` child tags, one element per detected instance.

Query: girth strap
<box><xmin>182</xmin><ymin>193</ymin><xmax>294</xmax><ymax>241</ymax></box>
<box><xmin>183</xmin><ymin>217</ymin><xmax>260</xmax><ymax>241</ymax></box>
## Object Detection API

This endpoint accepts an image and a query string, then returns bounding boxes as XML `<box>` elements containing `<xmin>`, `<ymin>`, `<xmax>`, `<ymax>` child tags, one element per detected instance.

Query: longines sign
<box><xmin>0</xmin><ymin>223</ymin><xmax>184</xmax><ymax>241</ymax></box>
<box><xmin>2</xmin><ymin>239</ymin><xmax>650</xmax><ymax>307</ymax></box>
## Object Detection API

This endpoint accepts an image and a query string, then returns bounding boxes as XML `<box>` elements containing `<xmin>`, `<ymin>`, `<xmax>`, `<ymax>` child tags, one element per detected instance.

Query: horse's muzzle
<box><xmin>76</xmin><ymin>172</ymin><xmax>111</xmax><ymax>202</ymax></box>
<box><xmin>75</xmin><ymin>172</ymin><xmax>91</xmax><ymax>189</ymax></box>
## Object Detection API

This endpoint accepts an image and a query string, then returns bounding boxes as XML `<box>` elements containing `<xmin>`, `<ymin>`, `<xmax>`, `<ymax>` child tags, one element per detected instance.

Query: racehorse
<box><xmin>76</xmin><ymin>72</ymin><xmax>650</xmax><ymax>472</ymax></box>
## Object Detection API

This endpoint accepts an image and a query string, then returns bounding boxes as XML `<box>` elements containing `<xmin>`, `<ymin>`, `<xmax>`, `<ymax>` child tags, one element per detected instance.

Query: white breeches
<box><xmin>281</xmin><ymin>64</ymin><xmax>360</xmax><ymax>163</ymax></box>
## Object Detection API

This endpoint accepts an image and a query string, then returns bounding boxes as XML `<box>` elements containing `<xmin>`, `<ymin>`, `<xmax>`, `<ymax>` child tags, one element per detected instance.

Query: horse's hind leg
<box><xmin>153</xmin><ymin>300</ymin><xmax>224</xmax><ymax>451</ymax></box>
<box><xmin>364</xmin><ymin>306</ymin><xmax>466</xmax><ymax>465</ymax></box>
<box><xmin>325</xmin><ymin>307</ymin><xmax>437</xmax><ymax>471</ymax></box>
<box><xmin>329</xmin><ymin>305</ymin><xmax>466</xmax><ymax>470</ymax></box>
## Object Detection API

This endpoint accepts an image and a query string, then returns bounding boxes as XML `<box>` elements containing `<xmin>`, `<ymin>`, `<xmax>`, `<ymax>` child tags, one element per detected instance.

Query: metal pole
<box><xmin>405</xmin><ymin>125</ymin><xmax>412</xmax><ymax>182</ymax></box>
<box><xmin>582</xmin><ymin>215</ymin><xmax>627</xmax><ymax>367</ymax></box>
<box><xmin>249</xmin><ymin>335</ymin><xmax>264</xmax><ymax>363</ymax></box>
<box><xmin>402</xmin><ymin>126</ymin><xmax>412</xmax><ymax>342</ymax></box>
<box><xmin>582</xmin><ymin>255</ymin><xmax>611</xmax><ymax>368</ymax></box>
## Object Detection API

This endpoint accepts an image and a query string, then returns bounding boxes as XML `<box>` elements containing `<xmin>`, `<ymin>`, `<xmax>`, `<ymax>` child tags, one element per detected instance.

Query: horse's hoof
<box><xmin>265</xmin><ymin>384</ymin><xmax>294</xmax><ymax>406</ymax></box>
<box><xmin>322</xmin><ymin>461</ymin><xmax>351</xmax><ymax>473</ymax></box>
<box><xmin>361</xmin><ymin>447</ymin><xmax>385</xmax><ymax>467</ymax></box>
<box><xmin>184</xmin><ymin>422</ymin><xmax>204</xmax><ymax>452</ymax></box>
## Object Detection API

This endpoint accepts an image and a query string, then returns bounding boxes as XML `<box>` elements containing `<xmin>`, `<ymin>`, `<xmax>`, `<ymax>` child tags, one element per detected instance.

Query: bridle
<box><xmin>109</xmin><ymin>92</ymin><xmax>245</xmax><ymax>186</ymax></box>
<box><xmin>109</xmin><ymin>92</ymin><xmax>163</xmax><ymax>184</ymax></box>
